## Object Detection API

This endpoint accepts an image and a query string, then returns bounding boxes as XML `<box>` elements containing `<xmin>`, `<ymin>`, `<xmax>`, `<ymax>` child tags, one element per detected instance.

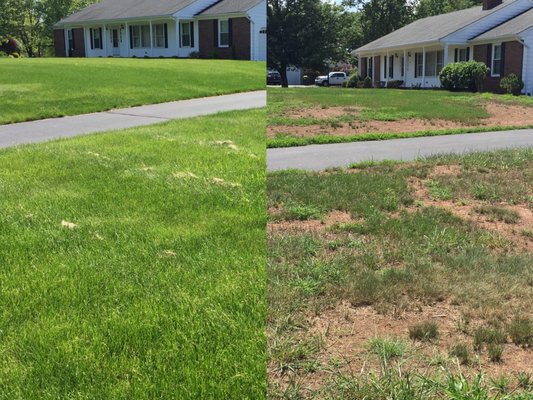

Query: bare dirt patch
<box><xmin>408</xmin><ymin>173</ymin><xmax>533</xmax><ymax>252</ymax></box>
<box><xmin>268</xmin><ymin>102</ymin><xmax>533</xmax><ymax>138</ymax></box>
<box><xmin>277</xmin><ymin>301</ymin><xmax>533</xmax><ymax>391</ymax></box>
<box><xmin>268</xmin><ymin>210</ymin><xmax>354</xmax><ymax>235</ymax></box>
<box><xmin>285</xmin><ymin>106</ymin><xmax>361</xmax><ymax>119</ymax></box>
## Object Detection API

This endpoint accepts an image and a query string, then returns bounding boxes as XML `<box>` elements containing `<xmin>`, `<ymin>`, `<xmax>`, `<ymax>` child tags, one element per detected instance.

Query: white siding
<box><xmin>444</xmin><ymin>0</ymin><xmax>533</xmax><ymax>43</ymax></box>
<box><xmin>248</xmin><ymin>1</ymin><xmax>267</xmax><ymax>61</ymax></box>
<box><xmin>175</xmin><ymin>0</ymin><xmax>219</xmax><ymax>19</ymax></box>
<box><xmin>522</xmin><ymin>27</ymin><xmax>533</xmax><ymax>95</ymax></box>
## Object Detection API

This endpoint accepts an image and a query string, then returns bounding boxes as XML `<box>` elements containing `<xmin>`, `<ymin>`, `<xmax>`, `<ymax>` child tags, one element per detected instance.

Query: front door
<box><xmin>112</xmin><ymin>29</ymin><xmax>120</xmax><ymax>56</ymax></box>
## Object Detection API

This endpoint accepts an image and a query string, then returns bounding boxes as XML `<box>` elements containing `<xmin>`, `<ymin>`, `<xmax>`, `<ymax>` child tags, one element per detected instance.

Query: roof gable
<box><xmin>57</xmin><ymin>0</ymin><xmax>199</xmax><ymax>24</ymax></box>
<box><xmin>356</xmin><ymin>0</ymin><xmax>515</xmax><ymax>53</ymax></box>
<box><xmin>198</xmin><ymin>0</ymin><xmax>263</xmax><ymax>16</ymax></box>
<box><xmin>472</xmin><ymin>7</ymin><xmax>533</xmax><ymax>40</ymax></box>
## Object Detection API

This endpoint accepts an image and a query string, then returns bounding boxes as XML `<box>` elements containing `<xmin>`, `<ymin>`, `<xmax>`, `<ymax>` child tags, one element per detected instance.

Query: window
<box><xmin>91</xmin><ymin>28</ymin><xmax>102</xmax><ymax>49</ymax></box>
<box><xmin>219</xmin><ymin>19</ymin><xmax>229</xmax><ymax>47</ymax></box>
<box><xmin>153</xmin><ymin>24</ymin><xmax>166</xmax><ymax>48</ymax></box>
<box><xmin>424</xmin><ymin>50</ymin><xmax>444</xmax><ymax>77</ymax></box>
<box><xmin>389</xmin><ymin>55</ymin><xmax>394</xmax><ymax>79</ymax></box>
<box><xmin>131</xmin><ymin>25</ymin><xmax>151</xmax><ymax>48</ymax></box>
<box><xmin>181</xmin><ymin>22</ymin><xmax>191</xmax><ymax>47</ymax></box>
<box><xmin>415</xmin><ymin>52</ymin><xmax>424</xmax><ymax>77</ymax></box>
<box><xmin>67</xmin><ymin>29</ymin><xmax>74</xmax><ymax>50</ymax></box>
<box><xmin>458</xmin><ymin>48</ymin><xmax>469</xmax><ymax>62</ymax></box>
<box><xmin>492</xmin><ymin>44</ymin><xmax>502</xmax><ymax>76</ymax></box>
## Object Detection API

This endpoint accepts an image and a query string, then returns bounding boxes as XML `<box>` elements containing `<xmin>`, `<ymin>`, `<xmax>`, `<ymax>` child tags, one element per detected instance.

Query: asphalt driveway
<box><xmin>0</xmin><ymin>91</ymin><xmax>266</xmax><ymax>149</ymax></box>
<box><xmin>267</xmin><ymin>129</ymin><xmax>533</xmax><ymax>171</ymax></box>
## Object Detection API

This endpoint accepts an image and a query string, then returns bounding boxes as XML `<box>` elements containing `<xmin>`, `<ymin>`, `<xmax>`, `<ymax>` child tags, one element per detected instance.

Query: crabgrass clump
<box><xmin>409</xmin><ymin>322</ymin><xmax>439</xmax><ymax>342</ymax></box>
<box><xmin>473</xmin><ymin>205</ymin><xmax>520</xmax><ymax>224</ymax></box>
<box><xmin>488</xmin><ymin>343</ymin><xmax>504</xmax><ymax>363</ymax></box>
<box><xmin>449</xmin><ymin>343</ymin><xmax>470</xmax><ymax>365</ymax></box>
<box><xmin>473</xmin><ymin>326</ymin><xmax>507</xmax><ymax>351</ymax></box>
<box><xmin>282</xmin><ymin>204</ymin><xmax>322</xmax><ymax>221</ymax></box>
<box><xmin>367</xmin><ymin>337</ymin><xmax>407</xmax><ymax>364</ymax></box>
<box><xmin>508</xmin><ymin>317</ymin><xmax>533</xmax><ymax>348</ymax></box>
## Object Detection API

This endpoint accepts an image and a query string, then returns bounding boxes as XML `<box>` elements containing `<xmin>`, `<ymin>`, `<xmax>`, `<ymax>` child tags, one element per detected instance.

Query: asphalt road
<box><xmin>267</xmin><ymin>129</ymin><xmax>533</xmax><ymax>171</ymax></box>
<box><xmin>0</xmin><ymin>91</ymin><xmax>266</xmax><ymax>149</ymax></box>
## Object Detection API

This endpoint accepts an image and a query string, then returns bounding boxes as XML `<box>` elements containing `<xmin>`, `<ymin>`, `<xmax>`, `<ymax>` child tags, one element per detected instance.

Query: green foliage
<box><xmin>500</xmin><ymin>74</ymin><xmax>525</xmax><ymax>96</ymax></box>
<box><xmin>415</xmin><ymin>0</ymin><xmax>482</xmax><ymax>18</ymax></box>
<box><xmin>346</xmin><ymin>70</ymin><xmax>360</xmax><ymax>88</ymax></box>
<box><xmin>508</xmin><ymin>317</ymin><xmax>533</xmax><ymax>348</ymax></box>
<box><xmin>268</xmin><ymin>0</ymin><xmax>345</xmax><ymax>86</ymax></box>
<box><xmin>409</xmin><ymin>322</ymin><xmax>439</xmax><ymax>342</ymax></box>
<box><xmin>386</xmin><ymin>79</ymin><xmax>404</xmax><ymax>88</ymax></box>
<box><xmin>439</xmin><ymin>61</ymin><xmax>489</xmax><ymax>92</ymax></box>
<box><xmin>449</xmin><ymin>343</ymin><xmax>470</xmax><ymax>365</ymax></box>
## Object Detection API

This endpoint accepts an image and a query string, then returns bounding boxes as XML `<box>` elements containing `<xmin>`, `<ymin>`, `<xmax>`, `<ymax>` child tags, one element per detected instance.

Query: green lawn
<box><xmin>0</xmin><ymin>109</ymin><xmax>266</xmax><ymax>399</ymax></box>
<box><xmin>268</xmin><ymin>88</ymin><xmax>533</xmax><ymax>148</ymax></box>
<box><xmin>0</xmin><ymin>58</ymin><xmax>265</xmax><ymax>124</ymax></box>
<box><xmin>268</xmin><ymin>149</ymin><xmax>533</xmax><ymax>399</ymax></box>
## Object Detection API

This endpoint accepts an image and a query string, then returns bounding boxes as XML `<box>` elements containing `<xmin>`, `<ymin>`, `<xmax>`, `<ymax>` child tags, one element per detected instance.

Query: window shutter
<box><xmin>214</xmin><ymin>20</ymin><xmax>218</xmax><ymax>47</ymax></box>
<box><xmin>164</xmin><ymin>23</ymin><xmax>168</xmax><ymax>48</ymax></box>
<box><xmin>500</xmin><ymin>42</ymin><xmax>506</xmax><ymax>76</ymax></box>
<box><xmin>179</xmin><ymin>23</ymin><xmax>182</xmax><ymax>48</ymax></box>
<box><xmin>414</xmin><ymin>53</ymin><xmax>418</xmax><ymax>78</ymax></box>
<box><xmin>383</xmin><ymin>56</ymin><xmax>387</xmax><ymax>79</ymax></box>
<box><xmin>99</xmin><ymin>28</ymin><xmax>103</xmax><ymax>49</ymax></box>
<box><xmin>190</xmin><ymin>22</ymin><xmax>194</xmax><ymax>48</ymax></box>
<box><xmin>454</xmin><ymin>49</ymin><xmax>458</xmax><ymax>62</ymax></box>
<box><xmin>129</xmin><ymin>26</ymin><xmax>133</xmax><ymax>49</ymax></box>
<box><xmin>228</xmin><ymin>19</ymin><xmax>233</xmax><ymax>47</ymax></box>
<box><xmin>90</xmin><ymin>29</ymin><xmax>94</xmax><ymax>50</ymax></box>
<box><xmin>466</xmin><ymin>47</ymin><xmax>470</xmax><ymax>61</ymax></box>
<box><xmin>486</xmin><ymin>44</ymin><xmax>492</xmax><ymax>75</ymax></box>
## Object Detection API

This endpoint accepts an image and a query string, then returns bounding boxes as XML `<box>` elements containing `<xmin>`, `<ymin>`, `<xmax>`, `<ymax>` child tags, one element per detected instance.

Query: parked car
<box><xmin>267</xmin><ymin>71</ymin><xmax>281</xmax><ymax>85</ymax></box>
<box><xmin>315</xmin><ymin>72</ymin><xmax>347</xmax><ymax>87</ymax></box>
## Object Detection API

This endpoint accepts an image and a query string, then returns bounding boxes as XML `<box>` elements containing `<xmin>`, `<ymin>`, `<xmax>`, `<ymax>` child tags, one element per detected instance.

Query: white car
<box><xmin>315</xmin><ymin>72</ymin><xmax>347</xmax><ymax>87</ymax></box>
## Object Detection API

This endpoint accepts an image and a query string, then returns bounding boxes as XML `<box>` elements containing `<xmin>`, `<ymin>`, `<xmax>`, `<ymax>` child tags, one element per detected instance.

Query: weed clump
<box><xmin>409</xmin><ymin>322</ymin><xmax>439</xmax><ymax>342</ymax></box>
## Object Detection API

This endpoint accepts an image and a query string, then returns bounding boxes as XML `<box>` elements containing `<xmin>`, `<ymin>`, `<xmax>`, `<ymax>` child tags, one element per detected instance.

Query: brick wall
<box><xmin>54</xmin><ymin>29</ymin><xmax>66</xmax><ymax>57</ymax></box>
<box><xmin>199</xmin><ymin>17</ymin><xmax>251</xmax><ymax>60</ymax></box>
<box><xmin>473</xmin><ymin>40</ymin><xmax>523</xmax><ymax>93</ymax></box>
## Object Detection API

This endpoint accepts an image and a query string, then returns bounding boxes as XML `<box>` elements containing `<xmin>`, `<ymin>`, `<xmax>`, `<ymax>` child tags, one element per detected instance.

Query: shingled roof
<box><xmin>474</xmin><ymin>7</ymin><xmax>533</xmax><ymax>40</ymax></box>
<box><xmin>198</xmin><ymin>0</ymin><xmax>263</xmax><ymax>16</ymax></box>
<box><xmin>356</xmin><ymin>0</ymin><xmax>512</xmax><ymax>53</ymax></box>
<box><xmin>56</xmin><ymin>0</ymin><xmax>197</xmax><ymax>24</ymax></box>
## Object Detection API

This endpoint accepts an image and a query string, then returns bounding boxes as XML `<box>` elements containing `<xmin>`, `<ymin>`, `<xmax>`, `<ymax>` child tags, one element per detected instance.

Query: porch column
<box><xmin>176</xmin><ymin>19</ymin><xmax>180</xmax><ymax>56</ymax></box>
<box><xmin>103</xmin><ymin>24</ymin><xmax>108</xmax><ymax>56</ymax></box>
<box><xmin>64</xmin><ymin>29</ymin><xmax>69</xmax><ymax>57</ymax></box>
<box><xmin>443</xmin><ymin>44</ymin><xmax>449</xmax><ymax>68</ymax></box>
<box><xmin>149</xmin><ymin>21</ymin><xmax>153</xmax><ymax>57</ymax></box>
<box><xmin>403</xmin><ymin>49</ymin><xmax>407</xmax><ymax>81</ymax></box>
<box><xmin>124</xmin><ymin>22</ymin><xmax>131</xmax><ymax>57</ymax></box>
<box><xmin>386</xmin><ymin>51</ymin><xmax>389</xmax><ymax>82</ymax></box>
<box><xmin>422</xmin><ymin>47</ymin><xmax>426</xmax><ymax>88</ymax></box>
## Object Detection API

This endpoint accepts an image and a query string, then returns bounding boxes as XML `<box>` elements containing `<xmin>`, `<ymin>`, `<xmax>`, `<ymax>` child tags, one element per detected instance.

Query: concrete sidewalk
<box><xmin>0</xmin><ymin>91</ymin><xmax>266</xmax><ymax>149</ymax></box>
<box><xmin>267</xmin><ymin>129</ymin><xmax>533</xmax><ymax>171</ymax></box>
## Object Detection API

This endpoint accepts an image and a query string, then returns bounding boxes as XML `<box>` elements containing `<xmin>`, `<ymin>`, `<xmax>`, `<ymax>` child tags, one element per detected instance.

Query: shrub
<box><xmin>362</xmin><ymin>76</ymin><xmax>372</xmax><ymax>88</ymax></box>
<box><xmin>500</xmin><ymin>73</ymin><xmax>524</xmax><ymax>96</ymax></box>
<box><xmin>386</xmin><ymin>80</ymin><xmax>404</xmax><ymax>89</ymax></box>
<box><xmin>188</xmin><ymin>51</ymin><xmax>201</xmax><ymax>59</ymax></box>
<box><xmin>346</xmin><ymin>72</ymin><xmax>360</xmax><ymax>88</ymax></box>
<box><xmin>439</xmin><ymin>61</ymin><xmax>489</xmax><ymax>92</ymax></box>
<box><xmin>0</xmin><ymin>37</ymin><xmax>22</xmax><ymax>56</ymax></box>
<box><xmin>409</xmin><ymin>322</ymin><xmax>439</xmax><ymax>342</ymax></box>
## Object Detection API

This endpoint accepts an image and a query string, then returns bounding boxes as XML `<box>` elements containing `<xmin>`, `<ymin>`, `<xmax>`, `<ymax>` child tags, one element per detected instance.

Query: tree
<box><xmin>344</xmin><ymin>0</ymin><xmax>413</xmax><ymax>44</ymax></box>
<box><xmin>0</xmin><ymin>0</ymin><xmax>98</xmax><ymax>57</ymax></box>
<box><xmin>414</xmin><ymin>0</ymin><xmax>482</xmax><ymax>18</ymax></box>
<box><xmin>268</xmin><ymin>0</ymin><xmax>343</xmax><ymax>87</ymax></box>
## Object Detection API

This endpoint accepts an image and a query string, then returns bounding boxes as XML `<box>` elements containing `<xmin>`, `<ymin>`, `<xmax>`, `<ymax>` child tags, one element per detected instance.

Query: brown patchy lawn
<box><xmin>267</xmin><ymin>149</ymin><xmax>533</xmax><ymax>399</ymax></box>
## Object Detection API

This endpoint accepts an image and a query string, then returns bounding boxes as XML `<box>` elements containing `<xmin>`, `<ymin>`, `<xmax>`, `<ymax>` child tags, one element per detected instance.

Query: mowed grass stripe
<box><xmin>0</xmin><ymin>58</ymin><xmax>265</xmax><ymax>125</ymax></box>
<box><xmin>0</xmin><ymin>109</ymin><xmax>266</xmax><ymax>399</ymax></box>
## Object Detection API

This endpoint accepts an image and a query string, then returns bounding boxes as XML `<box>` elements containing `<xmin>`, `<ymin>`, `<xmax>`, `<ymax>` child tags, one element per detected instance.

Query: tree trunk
<box><xmin>279</xmin><ymin>63</ymin><xmax>289</xmax><ymax>88</ymax></box>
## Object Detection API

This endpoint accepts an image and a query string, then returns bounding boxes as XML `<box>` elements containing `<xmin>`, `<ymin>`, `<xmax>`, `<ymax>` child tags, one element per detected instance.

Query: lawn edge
<box><xmin>267</xmin><ymin>125</ymin><xmax>533</xmax><ymax>148</ymax></box>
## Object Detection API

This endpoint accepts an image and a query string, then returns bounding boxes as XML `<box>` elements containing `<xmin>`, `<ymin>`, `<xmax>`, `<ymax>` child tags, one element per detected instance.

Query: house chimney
<box><xmin>483</xmin><ymin>0</ymin><xmax>503</xmax><ymax>10</ymax></box>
